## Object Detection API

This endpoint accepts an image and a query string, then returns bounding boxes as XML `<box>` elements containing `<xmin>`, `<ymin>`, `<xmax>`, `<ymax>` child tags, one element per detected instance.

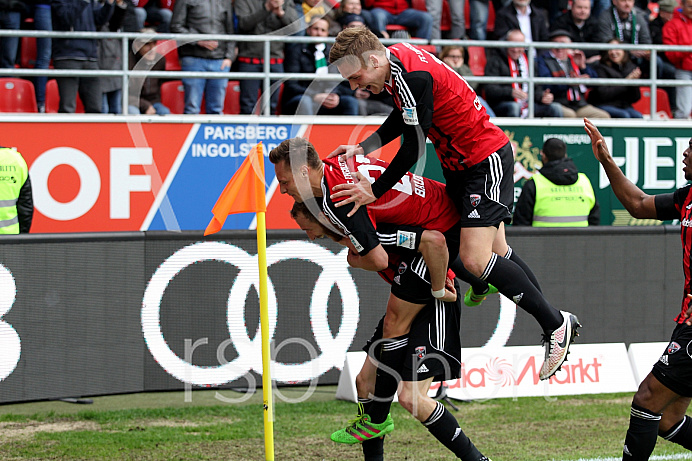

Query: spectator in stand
<box><xmin>170</xmin><ymin>0</ymin><xmax>235</xmax><ymax>114</ymax></box>
<box><xmin>298</xmin><ymin>0</ymin><xmax>340</xmax><ymax>35</ymax></box>
<box><xmin>338</xmin><ymin>0</ymin><xmax>382</xmax><ymax>37</ymax></box>
<box><xmin>651</xmin><ymin>0</ymin><xmax>678</xmax><ymax>43</ymax></box>
<box><xmin>484</xmin><ymin>30</ymin><xmax>562</xmax><ymax>117</ymax></box>
<box><xmin>513</xmin><ymin>138</ymin><xmax>599</xmax><ymax>227</ymax></box>
<box><xmin>121</xmin><ymin>0</ymin><xmax>147</xmax><ymax>32</ymax></box>
<box><xmin>493</xmin><ymin>0</ymin><xmax>549</xmax><ymax>43</ymax></box>
<box><xmin>469</xmin><ymin>0</ymin><xmax>512</xmax><ymax>40</ymax></box>
<box><xmin>595</xmin><ymin>0</ymin><xmax>652</xmax><ymax>66</ymax></box>
<box><xmin>282</xmin><ymin>17</ymin><xmax>358</xmax><ymax>116</ymax></box>
<box><xmin>235</xmin><ymin>0</ymin><xmax>300</xmax><ymax>115</ymax></box>
<box><xmin>550</xmin><ymin>0</ymin><xmax>601</xmax><ymax>63</ymax></box>
<box><xmin>128</xmin><ymin>28</ymin><xmax>170</xmax><ymax>115</ymax></box>
<box><xmin>144</xmin><ymin>0</ymin><xmax>174</xmax><ymax>32</ymax></box>
<box><xmin>440</xmin><ymin>44</ymin><xmax>495</xmax><ymax>116</ymax></box>
<box><xmin>99</xmin><ymin>0</ymin><xmax>128</xmax><ymax>114</ymax></box>
<box><xmin>0</xmin><ymin>0</ymin><xmax>25</xmax><ymax>69</ymax></box>
<box><xmin>363</xmin><ymin>0</ymin><xmax>433</xmax><ymax>39</ymax></box>
<box><xmin>426</xmin><ymin>0</ymin><xmax>466</xmax><ymax>41</ymax></box>
<box><xmin>536</xmin><ymin>29</ymin><xmax>611</xmax><ymax>118</ymax></box>
<box><xmin>23</xmin><ymin>1</ymin><xmax>52</xmax><ymax>113</ymax></box>
<box><xmin>51</xmin><ymin>0</ymin><xmax>116</xmax><ymax>113</ymax></box>
<box><xmin>587</xmin><ymin>38</ymin><xmax>643</xmax><ymax>118</ymax></box>
<box><xmin>663</xmin><ymin>0</ymin><xmax>692</xmax><ymax>119</ymax></box>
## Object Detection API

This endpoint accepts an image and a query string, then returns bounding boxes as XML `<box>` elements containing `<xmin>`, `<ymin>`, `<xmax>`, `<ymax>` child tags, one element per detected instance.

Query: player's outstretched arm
<box><xmin>584</xmin><ymin>118</ymin><xmax>657</xmax><ymax>220</ymax></box>
<box><xmin>327</xmin><ymin>144</ymin><xmax>364</xmax><ymax>159</ymax></box>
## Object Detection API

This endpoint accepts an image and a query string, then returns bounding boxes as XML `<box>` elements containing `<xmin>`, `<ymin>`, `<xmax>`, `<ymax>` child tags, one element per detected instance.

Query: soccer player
<box><xmin>290</xmin><ymin>202</ymin><xmax>492</xmax><ymax>461</ymax></box>
<box><xmin>326</xmin><ymin>26</ymin><xmax>580</xmax><ymax>380</ymax></box>
<box><xmin>584</xmin><ymin>118</ymin><xmax>692</xmax><ymax>460</ymax></box>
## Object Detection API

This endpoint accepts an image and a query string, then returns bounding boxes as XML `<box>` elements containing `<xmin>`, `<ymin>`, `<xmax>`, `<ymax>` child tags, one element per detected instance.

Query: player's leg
<box><xmin>355</xmin><ymin>355</ymin><xmax>387</xmax><ymax>461</ymax></box>
<box><xmin>398</xmin><ymin>380</ymin><xmax>490</xmax><ymax>461</ymax></box>
<box><xmin>447</xmin><ymin>142</ymin><xmax>578</xmax><ymax>380</ymax></box>
<box><xmin>659</xmin><ymin>397</ymin><xmax>692</xmax><ymax>451</ymax></box>
<box><xmin>493</xmin><ymin>222</ymin><xmax>541</xmax><ymax>292</ymax></box>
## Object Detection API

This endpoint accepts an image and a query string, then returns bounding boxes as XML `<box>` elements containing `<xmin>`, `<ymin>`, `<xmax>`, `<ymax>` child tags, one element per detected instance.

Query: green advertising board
<box><xmin>414</xmin><ymin>120</ymin><xmax>692</xmax><ymax>226</ymax></box>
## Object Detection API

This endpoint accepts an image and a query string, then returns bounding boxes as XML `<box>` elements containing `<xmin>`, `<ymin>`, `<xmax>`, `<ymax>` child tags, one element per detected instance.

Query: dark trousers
<box><xmin>54</xmin><ymin>59</ymin><xmax>102</xmax><ymax>113</ymax></box>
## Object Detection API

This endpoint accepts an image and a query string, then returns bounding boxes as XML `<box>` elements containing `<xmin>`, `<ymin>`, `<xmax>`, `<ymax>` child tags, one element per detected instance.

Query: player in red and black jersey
<box><xmin>586</xmin><ymin>119</ymin><xmax>692</xmax><ymax>460</ymax></box>
<box><xmin>290</xmin><ymin>201</ymin><xmax>492</xmax><ymax>461</ymax></box>
<box><xmin>326</xmin><ymin>26</ymin><xmax>580</xmax><ymax>381</ymax></box>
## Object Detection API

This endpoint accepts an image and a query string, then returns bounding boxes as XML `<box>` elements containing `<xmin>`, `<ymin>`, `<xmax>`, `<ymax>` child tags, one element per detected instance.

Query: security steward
<box><xmin>513</xmin><ymin>138</ymin><xmax>599</xmax><ymax>227</ymax></box>
<box><xmin>0</xmin><ymin>147</ymin><xmax>33</xmax><ymax>234</ymax></box>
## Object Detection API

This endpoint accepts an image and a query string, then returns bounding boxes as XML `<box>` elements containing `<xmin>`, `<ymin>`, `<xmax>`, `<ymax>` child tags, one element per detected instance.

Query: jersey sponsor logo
<box><xmin>402</xmin><ymin>107</ymin><xmax>419</xmax><ymax>126</ymax></box>
<box><xmin>470</xmin><ymin>194</ymin><xmax>481</xmax><ymax>207</ymax></box>
<box><xmin>668</xmin><ymin>341</ymin><xmax>681</xmax><ymax>354</ymax></box>
<box><xmin>468</xmin><ymin>209</ymin><xmax>480</xmax><ymax>219</ymax></box>
<box><xmin>415</xmin><ymin>346</ymin><xmax>426</xmax><ymax>359</ymax></box>
<box><xmin>397</xmin><ymin>230</ymin><xmax>416</xmax><ymax>250</ymax></box>
<box><xmin>659</xmin><ymin>354</ymin><xmax>669</xmax><ymax>366</ymax></box>
<box><xmin>417</xmin><ymin>363</ymin><xmax>429</xmax><ymax>373</ymax></box>
<box><xmin>348</xmin><ymin>234</ymin><xmax>364</xmax><ymax>253</ymax></box>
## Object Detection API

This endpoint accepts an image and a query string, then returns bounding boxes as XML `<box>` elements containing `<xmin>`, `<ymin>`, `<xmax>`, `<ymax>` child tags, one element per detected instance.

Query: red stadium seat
<box><xmin>0</xmin><ymin>78</ymin><xmax>37</xmax><ymax>112</ymax></box>
<box><xmin>160</xmin><ymin>80</ymin><xmax>186</xmax><ymax>114</ymax></box>
<box><xmin>45</xmin><ymin>79</ymin><xmax>84</xmax><ymax>113</ymax></box>
<box><xmin>467</xmin><ymin>46</ymin><xmax>486</xmax><ymax>76</ymax></box>
<box><xmin>156</xmin><ymin>39</ymin><xmax>181</xmax><ymax>71</ymax></box>
<box><xmin>632</xmin><ymin>87</ymin><xmax>673</xmax><ymax>119</ymax></box>
<box><xmin>20</xmin><ymin>36</ymin><xmax>37</xmax><ymax>69</ymax></box>
<box><xmin>224</xmin><ymin>80</ymin><xmax>241</xmax><ymax>115</ymax></box>
<box><xmin>441</xmin><ymin>0</ymin><xmax>451</xmax><ymax>32</ymax></box>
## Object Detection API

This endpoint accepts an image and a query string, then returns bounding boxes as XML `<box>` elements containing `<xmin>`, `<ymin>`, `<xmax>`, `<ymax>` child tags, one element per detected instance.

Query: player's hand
<box><xmin>584</xmin><ymin>118</ymin><xmax>610</xmax><ymax>163</ymax></box>
<box><xmin>327</xmin><ymin>144</ymin><xmax>363</xmax><ymax>159</ymax></box>
<box><xmin>685</xmin><ymin>294</ymin><xmax>692</xmax><ymax>326</ymax></box>
<box><xmin>330</xmin><ymin>171</ymin><xmax>375</xmax><ymax>217</ymax></box>
<box><xmin>440</xmin><ymin>276</ymin><xmax>457</xmax><ymax>302</ymax></box>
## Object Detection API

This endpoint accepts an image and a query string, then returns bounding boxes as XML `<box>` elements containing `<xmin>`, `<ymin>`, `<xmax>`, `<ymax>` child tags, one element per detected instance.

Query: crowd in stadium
<box><xmin>0</xmin><ymin>0</ymin><xmax>690</xmax><ymax>118</ymax></box>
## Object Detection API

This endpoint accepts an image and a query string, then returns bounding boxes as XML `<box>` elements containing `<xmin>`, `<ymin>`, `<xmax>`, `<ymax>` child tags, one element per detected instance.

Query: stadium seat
<box><xmin>45</xmin><ymin>79</ymin><xmax>85</xmax><ymax>113</ymax></box>
<box><xmin>224</xmin><ymin>80</ymin><xmax>241</xmax><ymax>115</ymax></box>
<box><xmin>156</xmin><ymin>39</ymin><xmax>181</xmax><ymax>71</ymax></box>
<box><xmin>467</xmin><ymin>46</ymin><xmax>486</xmax><ymax>76</ymax></box>
<box><xmin>631</xmin><ymin>87</ymin><xmax>673</xmax><ymax>119</ymax></box>
<box><xmin>20</xmin><ymin>36</ymin><xmax>37</xmax><ymax>69</ymax></box>
<box><xmin>0</xmin><ymin>78</ymin><xmax>38</xmax><ymax>112</ymax></box>
<box><xmin>160</xmin><ymin>80</ymin><xmax>186</xmax><ymax>114</ymax></box>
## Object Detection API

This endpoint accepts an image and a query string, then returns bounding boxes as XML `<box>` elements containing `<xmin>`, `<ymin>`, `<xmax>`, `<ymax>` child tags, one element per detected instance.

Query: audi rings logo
<box><xmin>142</xmin><ymin>241</ymin><xmax>359</xmax><ymax>387</ymax></box>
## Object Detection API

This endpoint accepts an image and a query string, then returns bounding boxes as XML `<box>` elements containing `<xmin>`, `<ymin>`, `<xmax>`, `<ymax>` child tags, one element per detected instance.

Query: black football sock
<box><xmin>423</xmin><ymin>401</ymin><xmax>486</xmax><ymax>461</ymax></box>
<box><xmin>505</xmin><ymin>245</ymin><xmax>542</xmax><ymax>292</ymax></box>
<box><xmin>622</xmin><ymin>403</ymin><xmax>661</xmax><ymax>460</ymax></box>
<box><xmin>367</xmin><ymin>335</ymin><xmax>407</xmax><ymax>424</ymax></box>
<box><xmin>481</xmin><ymin>253</ymin><xmax>562</xmax><ymax>332</ymax></box>
<box><xmin>362</xmin><ymin>435</ymin><xmax>385</xmax><ymax>461</ymax></box>
<box><xmin>450</xmin><ymin>257</ymin><xmax>490</xmax><ymax>294</ymax></box>
<box><xmin>661</xmin><ymin>415</ymin><xmax>692</xmax><ymax>450</ymax></box>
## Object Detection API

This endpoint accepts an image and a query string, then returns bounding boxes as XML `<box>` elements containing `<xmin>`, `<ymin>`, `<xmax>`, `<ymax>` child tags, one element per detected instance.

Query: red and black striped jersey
<box><xmin>321</xmin><ymin>155</ymin><xmax>460</xmax><ymax>255</ymax></box>
<box><xmin>359</xmin><ymin>42</ymin><xmax>509</xmax><ymax>198</ymax></box>
<box><xmin>655</xmin><ymin>184</ymin><xmax>692</xmax><ymax>323</ymax></box>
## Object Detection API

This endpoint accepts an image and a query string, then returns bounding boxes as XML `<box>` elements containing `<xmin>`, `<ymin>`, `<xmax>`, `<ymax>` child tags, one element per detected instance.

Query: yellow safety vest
<box><xmin>532</xmin><ymin>172</ymin><xmax>595</xmax><ymax>227</ymax></box>
<box><xmin>0</xmin><ymin>148</ymin><xmax>29</xmax><ymax>234</ymax></box>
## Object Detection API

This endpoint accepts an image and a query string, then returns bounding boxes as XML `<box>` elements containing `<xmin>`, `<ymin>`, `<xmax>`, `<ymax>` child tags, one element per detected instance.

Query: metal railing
<box><xmin>0</xmin><ymin>29</ymin><xmax>689</xmax><ymax>117</ymax></box>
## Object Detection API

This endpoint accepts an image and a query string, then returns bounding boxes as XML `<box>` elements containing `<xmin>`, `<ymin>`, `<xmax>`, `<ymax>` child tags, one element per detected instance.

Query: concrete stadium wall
<box><xmin>0</xmin><ymin>227</ymin><xmax>683</xmax><ymax>403</ymax></box>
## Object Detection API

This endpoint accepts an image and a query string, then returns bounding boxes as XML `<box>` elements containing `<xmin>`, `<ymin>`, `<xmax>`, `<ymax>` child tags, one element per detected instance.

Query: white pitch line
<box><xmin>553</xmin><ymin>453</ymin><xmax>692</xmax><ymax>461</ymax></box>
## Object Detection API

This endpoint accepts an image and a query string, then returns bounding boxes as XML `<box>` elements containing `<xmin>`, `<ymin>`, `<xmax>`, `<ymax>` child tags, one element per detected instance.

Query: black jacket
<box><xmin>493</xmin><ymin>4</ymin><xmax>549</xmax><ymax>41</ymax></box>
<box><xmin>513</xmin><ymin>157</ymin><xmax>600</xmax><ymax>226</ymax></box>
<box><xmin>51</xmin><ymin>0</ymin><xmax>115</xmax><ymax>61</ymax></box>
<box><xmin>483</xmin><ymin>47</ymin><xmax>547</xmax><ymax>107</ymax></box>
<box><xmin>282</xmin><ymin>43</ymin><xmax>355</xmax><ymax>113</ymax></box>
<box><xmin>587</xmin><ymin>60</ymin><xmax>641</xmax><ymax>109</ymax></box>
<box><xmin>550</xmin><ymin>12</ymin><xmax>601</xmax><ymax>58</ymax></box>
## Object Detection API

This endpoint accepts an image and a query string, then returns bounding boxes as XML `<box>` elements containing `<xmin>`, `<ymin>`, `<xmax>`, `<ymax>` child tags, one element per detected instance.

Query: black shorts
<box><xmin>376</xmin><ymin>222</ymin><xmax>461</xmax><ymax>264</ymax></box>
<box><xmin>362</xmin><ymin>280</ymin><xmax>462</xmax><ymax>383</ymax></box>
<box><xmin>651</xmin><ymin>323</ymin><xmax>692</xmax><ymax>397</ymax></box>
<box><xmin>443</xmin><ymin>141</ymin><xmax>514</xmax><ymax>228</ymax></box>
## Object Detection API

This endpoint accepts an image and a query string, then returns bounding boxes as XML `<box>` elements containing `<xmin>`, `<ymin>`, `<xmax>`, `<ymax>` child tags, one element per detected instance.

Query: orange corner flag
<box><xmin>204</xmin><ymin>143</ymin><xmax>267</xmax><ymax>236</ymax></box>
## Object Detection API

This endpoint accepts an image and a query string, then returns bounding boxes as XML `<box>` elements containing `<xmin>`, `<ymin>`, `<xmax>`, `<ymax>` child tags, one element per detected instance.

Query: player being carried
<box><xmin>291</xmin><ymin>201</ymin><xmax>493</xmax><ymax>461</ymax></box>
<box><xmin>326</xmin><ymin>26</ymin><xmax>581</xmax><ymax>381</ymax></box>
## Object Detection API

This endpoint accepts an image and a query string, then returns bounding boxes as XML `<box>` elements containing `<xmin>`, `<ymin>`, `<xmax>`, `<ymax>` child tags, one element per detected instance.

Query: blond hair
<box><xmin>328</xmin><ymin>26</ymin><xmax>386</xmax><ymax>67</ymax></box>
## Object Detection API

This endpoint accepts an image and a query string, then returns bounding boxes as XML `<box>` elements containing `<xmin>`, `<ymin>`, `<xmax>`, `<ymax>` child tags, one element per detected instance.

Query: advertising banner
<box><xmin>3</xmin><ymin>120</ymin><xmax>689</xmax><ymax>233</ymax></box>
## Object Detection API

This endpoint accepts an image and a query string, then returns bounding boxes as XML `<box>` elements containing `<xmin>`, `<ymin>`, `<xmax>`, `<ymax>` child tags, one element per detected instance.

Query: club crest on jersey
<box><xmin>668</xmin><ymin>342</ymin><xmax>681</xmax><ymax>354</ymax></box>
<box><xmin>415</xmin><ymin>346</ymin><xmax>426</xmax><ymax>359</ymax></box>
<box><xmin>470</xmin><ymin>194</ymin><xmax>481</xmax><ymax>207</ymax></box>
<box><xmin>402</xmin><ymin>107</ymin><xmax>419</xmax><ymax>125</ymax></box>
<box><xmin>398</xmin><ymin>261</ymin><xmax>408</xmax><ymax>274</ymax></box>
